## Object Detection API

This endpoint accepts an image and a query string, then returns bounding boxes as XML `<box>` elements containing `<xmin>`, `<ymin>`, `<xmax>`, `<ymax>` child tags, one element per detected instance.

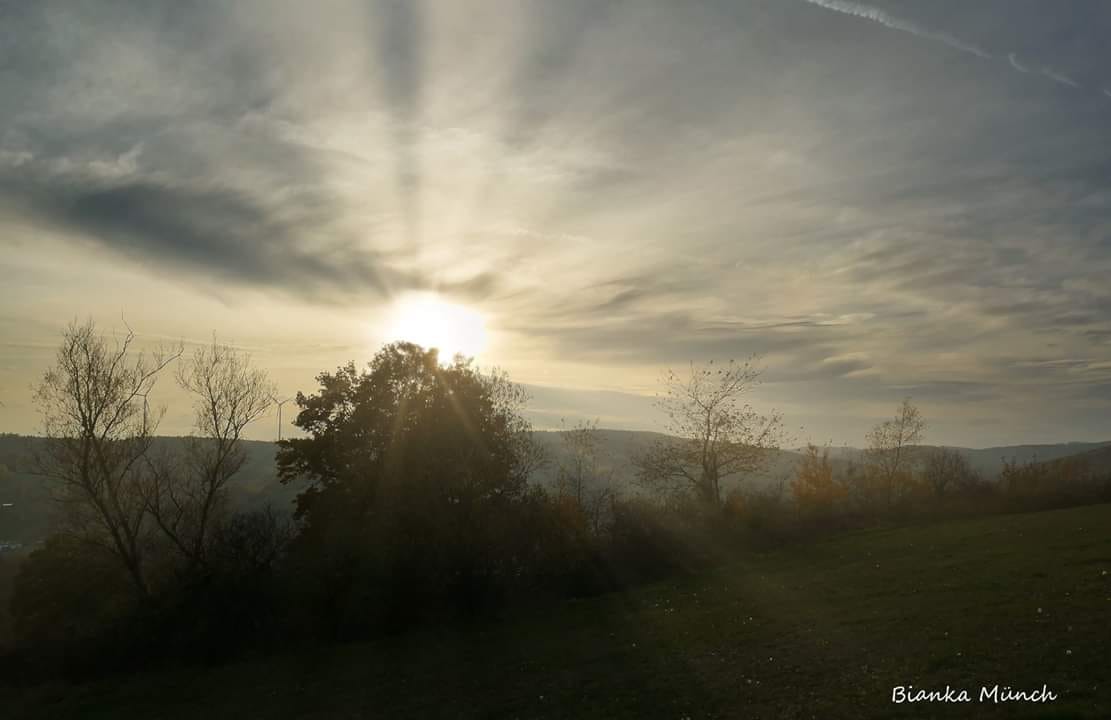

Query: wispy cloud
<box><xmin>1041</xmin><ymin>67</ymin><xmax>1080</xmax><ymax>89</ymax></box>
<box><xmin>803</xmin><ymin>1</ymin><xmax>1108</xmax><ymax>99</ymax></box>
<box><xmin>802</xmin><ymin>0</ymin><xmax>991</xmax><ymax>59</ymax></box>
<box><xmin>2</xmin><ymin>1</ymin><xmax>1111</xmax><ymax>445</ymax></box>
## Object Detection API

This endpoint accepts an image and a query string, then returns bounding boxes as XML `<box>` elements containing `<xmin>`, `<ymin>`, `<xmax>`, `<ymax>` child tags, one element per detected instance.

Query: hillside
<box><xmin>531</xmin><ymin>430</ymin><xmax>1111</xmax><ymax>499</ymax></box>
<box><xmin>5</xmin><ymin>432</ymin><xmax>1109</xmax><ymax>545</ymax></box>
<box><xmin>958</xmin><ymin>441</ymin><xmax>1111</xmax><ymax>477</ymax></box>
<box><xmin>0</xmin><ymin>436</ymin><xmax>304</xmax><ymax>545</ymax></box>
<box><xmin>1046</xmin><ymin>443</ymin><xmax>1111</xmax><ymax>476</ymax></box>
<box><xmin>826</xmin><ymin>440</ymin><xmax>1111</xmax><ymax>480</ymax></box>
<box><xmin>9</xmin><ymin>503</ymin><xmax>1110</xmax><ymax>719</ymax></box>
<box><xmin>1</xmin><ymin>431</ymin><xmax>809</xmax><ymax>545</ymax></box>
<box><xmin>531</xmin><ymin>429</ymin><xmax>811</xmax><ymax>498</ymax></box>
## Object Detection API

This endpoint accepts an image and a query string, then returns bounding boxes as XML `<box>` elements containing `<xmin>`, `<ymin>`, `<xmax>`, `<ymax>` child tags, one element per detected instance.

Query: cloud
<box><xmin>371</xmin><ymin>0</ymin><xmax>425</xmax><ymax>245</ymax></box>
<box><xmin>1041</xmin><ymin>67</ymin><xmax>1080</xmax><ymax>89</ymax></box>
<box><xmin>803</xmin><ymin>1</ymin><xmax>1108</xmax><ymax>100</ymax></box>
<box><xmin>521</xmin><ymin>384</ymin><xmax>661</xmax><ymax>431</ymax></box>
<box><xmin>508</xmin><ymin>308</ymin><xmax>849</xmax><ymax>366</ymax></box>
<box><xmin>2</xmin><ymin>0</ymin><xmax>1111</xmax><ymax>445</ymax></box>
<box><xmin>801</xmin><ymin>0</ymin><xmax>991</xmax><ymax>59</ymax></box>
<box><xmin>0</xmin><ymin>155</ymin><xmax>499</xmax><ymax>305</ymax></box>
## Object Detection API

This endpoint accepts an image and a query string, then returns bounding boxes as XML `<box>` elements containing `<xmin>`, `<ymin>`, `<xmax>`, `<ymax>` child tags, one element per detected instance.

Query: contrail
<box><xmin>1041</xmin><ymin>67</ymin><xmax>1080</xmax><ymax>89</ymax></box>
<box><xmin>802</xmin><ymin>0</ymin><xmax>991</xmax><ymax>59</ymax></box>
<box><xmin>802</xmin><ymin>1</ymin><xmax>1109</xmax><ymax>99</ymax></box>
<box><xmin>1014</xmin><ymin>54</ymin><xmax>1083</xmax><ymax>91</ymax></box>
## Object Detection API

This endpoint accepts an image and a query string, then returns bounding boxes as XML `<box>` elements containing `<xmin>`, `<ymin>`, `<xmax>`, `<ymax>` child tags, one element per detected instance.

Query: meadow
<box><xmin>9</xmin><ymin>503</ymin><xmax>1109</xmax><ymax>719</ymax></box>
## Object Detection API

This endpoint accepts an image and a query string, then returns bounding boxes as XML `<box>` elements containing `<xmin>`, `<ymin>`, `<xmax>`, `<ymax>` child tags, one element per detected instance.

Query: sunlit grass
<box><xmin>11</xmin><ymin>503</ymin><xmax>1111</xmax><ymax>719</ymax></box>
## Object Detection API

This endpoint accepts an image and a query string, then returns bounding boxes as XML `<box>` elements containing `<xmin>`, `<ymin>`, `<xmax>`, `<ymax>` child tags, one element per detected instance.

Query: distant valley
<box><xmin>2</xmin><ymin>432</ymin><xmax>1109</xmax><ymax>545</ymax></box>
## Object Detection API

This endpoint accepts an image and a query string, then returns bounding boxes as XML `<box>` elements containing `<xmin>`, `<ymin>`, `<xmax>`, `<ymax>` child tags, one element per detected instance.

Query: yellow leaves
<box><xmin>790</xmin><ymin>443</ymin><xmax>846</xmax><ymax>512</ymax></box>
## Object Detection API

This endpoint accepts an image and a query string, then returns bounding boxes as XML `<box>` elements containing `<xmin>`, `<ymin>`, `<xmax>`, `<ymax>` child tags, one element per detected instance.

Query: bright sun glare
<box><xmin>385</xmin><ymin>294</ymin><xmax>489</xmax><ymax>360</ymax></box>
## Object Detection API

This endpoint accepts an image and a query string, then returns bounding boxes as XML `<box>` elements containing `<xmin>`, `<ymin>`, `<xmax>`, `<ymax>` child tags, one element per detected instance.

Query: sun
<box><xmin>384</xmin><ymin>293</ymin><xmax>488</xmax><ymax>360</ymax></box>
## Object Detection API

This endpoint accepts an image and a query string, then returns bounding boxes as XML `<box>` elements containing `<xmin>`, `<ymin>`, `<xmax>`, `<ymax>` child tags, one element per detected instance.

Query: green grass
<box><xmin>9</xmin><ymin>504</ymin><xmax>1111</xmax><ymax>719</ymax></box>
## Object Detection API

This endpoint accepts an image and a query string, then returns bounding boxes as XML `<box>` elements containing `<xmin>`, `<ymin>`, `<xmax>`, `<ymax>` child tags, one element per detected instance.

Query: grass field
<box><xmin>9</xmin><ymin>504</ymin><xmax>1111</xmax><ymax>719</ymax></box>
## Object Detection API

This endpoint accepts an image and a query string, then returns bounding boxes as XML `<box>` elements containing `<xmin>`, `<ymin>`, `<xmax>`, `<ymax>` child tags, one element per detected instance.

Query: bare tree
<box><xmin>144</xmin><ymin>339</ymin><xmax>275</xmax><ymax>573</ymax></box>
<box><xmin>556</xmin><ymin>418</ymin><xmax>616</xmax><ymax>534</ymax></box>
<box><xmin>635</xmin><ymin>358</ymin><xmax>784</xmax><ymax>506</ymax></box>
<box><xmin>557</xmin><ymin>418</ymin><xmax>599</xmax><ymax>503</ymax></box>
<box><xmin>922</xmin><ymin>447</ymin><xmax>976</xmax><ymax>498</ymax></box>
<box><xmin>33</xmin><ymin>320</ymin><xmax>180</xmax><ymax>597</ymax></box>
<box><xmin>864</xmin><ymin>398</ymin><xmax>926</xmax><ymax>508</ymax></box>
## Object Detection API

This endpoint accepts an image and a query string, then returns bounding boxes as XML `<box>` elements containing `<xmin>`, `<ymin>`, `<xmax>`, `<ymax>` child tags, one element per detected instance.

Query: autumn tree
<box><xmin>635</xmin><ymin>358</ymin><xmax>784</xmax><ymax>507</ymax></box>
<box><xmin>864</xmin><ymin>398</ymin><xmax>926</xmax><ymax>508</ymax></box>
<box><xmin>143</xmin><ymin>339</ymin><xmax>275</xmax><ymax>574</ymax></box>
<box><xmin>922</xmin><ymin>447</ymin><xmax>977</xmax><ymax>498</ymax></box>
<box><xmin>790</xmin><ymin>443</ymin><xmax>845</xmax><ymax>516</ymax></box>
<box><xmin>33</xmin><ymin>320</ymin><xmax>180</xmax><ymax>597</ymax></box>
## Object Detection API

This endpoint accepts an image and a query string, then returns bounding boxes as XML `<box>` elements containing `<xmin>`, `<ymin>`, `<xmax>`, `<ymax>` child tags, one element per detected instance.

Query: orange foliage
<box><xmin>790</xmin><ymin>444</ymin><xmax>846</xmax><ymax>514</ymax></box>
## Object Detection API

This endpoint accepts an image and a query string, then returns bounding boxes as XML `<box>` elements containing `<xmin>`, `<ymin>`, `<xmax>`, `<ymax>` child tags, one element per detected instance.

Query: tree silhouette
<box><xmin>278</xmin><ymin>343</ymin><xmax>539</xmax><ymax>520</ymax></box>
<box><xmin>32</xmin><ymin>319</ymin><xmax>180</xmax><ymax>597</ymax></box>
<box><xmin>635</xmin><ymin>358</ymin><xmax>783</xmax><ymax>507</ymax></box>
<box><xmin>864</xmin><ymin>398</ymin><xmax>925</xmax><ymax>508</ymax></box>
<box><xmin>143</xmin><ymin>339</ymin><xmax>275</xmax><ymax>574</ymax></box>
<box><xmin>275</xmin><ymin>343</ymin><xmax>543</xmax><ymax>620</ymax></box>
<box><xmin>556</xmin><ymin>418</ymin><xmax>615</xmax><ymax>535</ymax></box>
<box><xmin>922</xmin><ymin>447</ymin><xmax>976</xmax><ymax>498</ymax></box>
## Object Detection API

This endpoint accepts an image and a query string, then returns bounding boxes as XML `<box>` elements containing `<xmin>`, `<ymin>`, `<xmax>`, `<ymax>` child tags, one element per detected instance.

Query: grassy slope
<box><xmin>11</xmin><ymin>504</ymin><xmax>1111</xmax><ymax>720</ymax></box>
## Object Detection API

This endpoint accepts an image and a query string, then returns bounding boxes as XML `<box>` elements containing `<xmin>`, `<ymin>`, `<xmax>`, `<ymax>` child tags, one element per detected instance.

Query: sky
<box><xmin>1</xmin><ymin>0</ymin><xmax>1110</xmax><ymax>447</ymax></box>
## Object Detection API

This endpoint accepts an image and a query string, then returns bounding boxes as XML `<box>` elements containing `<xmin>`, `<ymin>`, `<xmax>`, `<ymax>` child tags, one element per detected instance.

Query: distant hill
<box><xmin>1025</xmin><ymin>443</ymin><xmax>1111</xmax><ymax>478</ymax></box>
<box><xmin>533</xmin><ymin>429</ymin><xmax>846</xmax><ymax>499</ymax></box>
<box><xmin>825</xmin><ymin>441</ymin><xmax>1111</xmax><ymax>480</ymax></box>
<box><xmin>954</xmin><ymin>441</ymin><xmax>1111</xmax><ymax>476</ymax></box>
<box><xmin>1068</xmin><ymin>444</ymin><xmax>1111</xmax><ymax>475</ymax></box>
<box><xmin>2</xmin><ymin>430</ymin><xmax>800</xmax><ymax>545</ymax></box>
<box><xmin>4</xmin><ymin>432</ymin><xmax>1108</xmax><ymax>545</ymax></box>
<box><xmin>0</xmin><ymin>435</ymin><xmax>305</xmax><ymax>545</ymax></box>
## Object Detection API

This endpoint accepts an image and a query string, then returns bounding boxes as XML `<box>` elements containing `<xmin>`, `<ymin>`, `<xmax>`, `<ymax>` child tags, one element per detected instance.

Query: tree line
<box><xmin>785</xmin><ymin>397</ymin><xmax>1109</xmax><ymax>531</ymax></box>
<box><xmin>2</xmin><ymin>320</ymin><xmax>1107</xmax><ymax>681</ymax></box>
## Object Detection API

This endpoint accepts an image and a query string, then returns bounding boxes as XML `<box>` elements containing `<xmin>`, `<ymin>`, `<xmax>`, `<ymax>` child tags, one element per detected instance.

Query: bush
<box><xmin>9</xmin><ymin>536</ymin><xmax>135</xmax><ymax>677</ymax></box>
